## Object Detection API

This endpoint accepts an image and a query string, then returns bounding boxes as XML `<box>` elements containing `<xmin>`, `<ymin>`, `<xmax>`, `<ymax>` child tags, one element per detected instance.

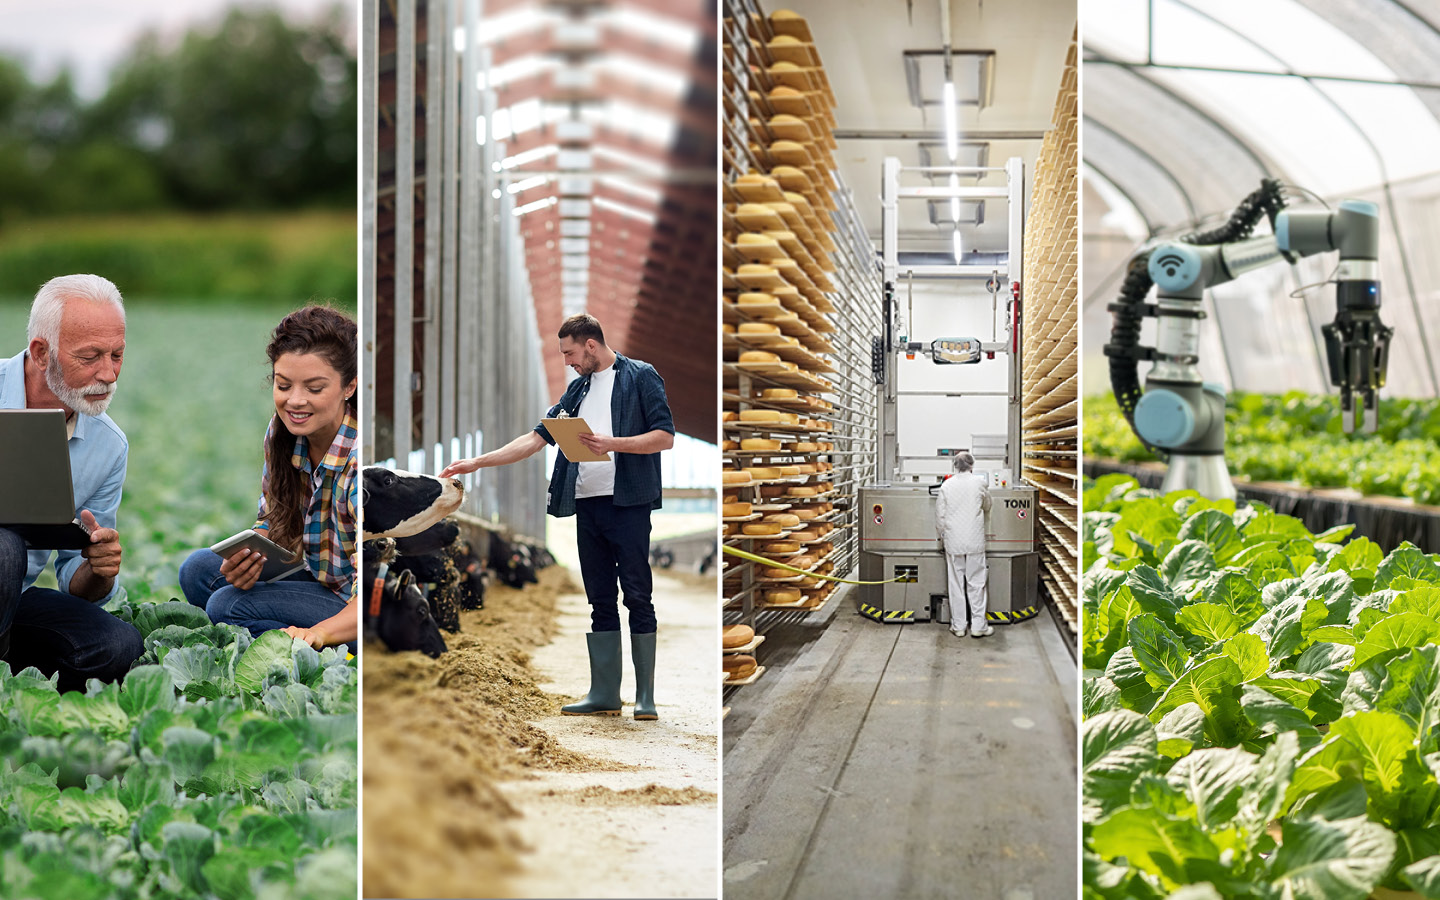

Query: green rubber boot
<box><xmin>561</xmin><ymin>631</ymin><xmax>623</xmax><ymax>716</ymax></box>
<box><xmin>632</xmin><ymin>631</ymin><xmax>658</xmax><ymax>721</ymax></box>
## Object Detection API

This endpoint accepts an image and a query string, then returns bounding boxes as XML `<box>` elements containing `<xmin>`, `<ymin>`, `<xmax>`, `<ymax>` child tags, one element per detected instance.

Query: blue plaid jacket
<box><xmin>534</xmin><ymin>353</ymin><xmax>674</xmax><ymax>517</ymax></box>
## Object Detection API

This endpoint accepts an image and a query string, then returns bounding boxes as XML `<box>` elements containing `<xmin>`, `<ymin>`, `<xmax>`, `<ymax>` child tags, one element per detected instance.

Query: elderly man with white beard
<box><xmin>0</xmin><ymin>274</ymin><xmax>143</xmax><ymax>691</ymax></box>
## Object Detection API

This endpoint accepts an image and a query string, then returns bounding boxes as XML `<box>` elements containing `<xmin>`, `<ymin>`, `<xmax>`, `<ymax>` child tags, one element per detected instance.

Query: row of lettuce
<box><xmin>1083</xmin><ymin>474</ymin><xmax>1440</xmax><ymax>899</ymax></box>
<box><xmin>0</xmin><ymin>597</ymin><xmax>356</xmax><ymax>900</ymax></box>
<box><xmin>1085</xmin><ymin>391</ymin><xmax>1440</xmax><ymax>506</ymax></box>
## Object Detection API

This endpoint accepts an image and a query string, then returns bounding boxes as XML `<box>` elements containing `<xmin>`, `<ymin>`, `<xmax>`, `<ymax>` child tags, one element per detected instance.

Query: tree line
<box><xmin>0</xmin><ymin>5</ymin><xmax>356</xmax><ymax>222</ymax></box>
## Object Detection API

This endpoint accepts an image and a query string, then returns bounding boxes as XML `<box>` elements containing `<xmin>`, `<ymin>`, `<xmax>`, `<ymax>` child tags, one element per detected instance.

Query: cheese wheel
<box><xmin>792</xmin><ymin>507</ymin><xmax>819</xmax><ymax>520</ymax></box>
<box><xmin>722</xmin><ymin>502</ymin><xmax>752</xmax><ymax>518</ymax></box>
<box><xmin>780</xmin><ymin>412</ymin><xmax>801</xmax><ymax>424</ymax></box>
<box><xmin>736</xmin><ymin>232</ymin><xmax>775</xmax><ymax>245</ymax></box>
<box><xmin>743</xmin><ymin>522</ymin><xmax>782</xmax><ymax>536</ymax></box>
<box><xmin>770</xmin><ymin>34</ymin><xmax>802</xmax><ymax>46</ymax></box>
<box><xmin>790</xmin><ymin>486</ymin><xmax>818</xmax><ymax>497</ymax></box>
<box><xmin>722</xmin><ymin>411</ymin><xmax>737</xmax><ymax>422</ymax></box>
<box><xmin>739</xmin><ymin>409</ymin><xmax>782</xmax><ymax>423</ymax></box>
<box><xmin>736</xmin><ymin>173</ymin><xmax>776</xmax><ymax>186</ymax></box>
<box><xmin>762</xmin><ymin>540</ymin><xmax>800</xmax><ymax>554</ymax></box>
<box><xmin>765</xmin><ymin>588</ymin><xmax>801</xmax><ymax>604</ymax></box>
<box><xmin>722</xmin><ymin>470</ymin><xmax>752</xmax><ymax>485</ymax></box>
<box><xmin>722</xmin><ymin>493</ymin><xmax>738</xmax><ymax>504</ymax></box>
<box><xmin>777</xmin><ymin>465</ymin><xmax>801</xmax><ymax>476</ymax></box>
<box><xmin>763</xmin><ymin>513</ymin><xmax>801</xmax><ymax>527</ymax></box>
<box><xmin>739</xmin><ymin>350</ymin><xmax>780</xmax><ymax>364</ymax></box>
<box><xmin>723</xmin><ymin>523</ymin><xmax>739</xmax><ymax>536</ymax></box>
<box><xmin>724</xmin><ymin>654</ymin><xmax>757</xmax><ymax>677</ymax></box>
<box><xmin>745</xmin><ymin>466</ymin><xmax>782</xmax><ymax>479</ymax></box>
<box><xmin>790</xmin><ymin>529</ymin><xmax>818</xmax><ymax>542</ymax></box>
<box><xmin>760</xmin><ymin>388</ymin><xmax>798</xmax><ymax>400</ymax></box>
<box><xmin>763</xmin><ymin>565</ymin><xmax>796</xmax><ymax>579</ymax></box>
<box><xmin>721</xmin><ymin>440</ymin><xmax>738</xmax><ymax>451</ymax></box>
<box><xmin>737</xmin><ymin>263</ymin><xmax>778</xmax><ymax>276</ymax></box>
<box><xmin>795</xmin><ymin>464</ymin><xmax>817</xmax><ymax>475</ymax></box>
<box><xmin>739</xmin><ymin>322</ymin><xmax>782</xmax><ymax>335</ymax></box>
<box><xmin>741</xmin><ymin>438</ymin><xmax>782</xmax><ymax>451</ymax></box>
<box><xmin>723</xmin><ymin>624</ymin><xmax>755</xmax><ymax>649</ymax></box>
<box><xmin>792</xmin><ymin>441</ymin><xmax>820</xmax><ymax>452</ymax></box>
<box><xmin>722</xmin><ymin>323</ymin><xmax>735</xmax><ymax>334</ymax></box>
<box><xmin>737</xmin><ymin>292</ymin><xmax>776</xmax><ymax>306</ymax></box>
<box><xmin>758</xmin><ymin>485</ymin><xmax>788</xmax><ymax>499</ymax></box>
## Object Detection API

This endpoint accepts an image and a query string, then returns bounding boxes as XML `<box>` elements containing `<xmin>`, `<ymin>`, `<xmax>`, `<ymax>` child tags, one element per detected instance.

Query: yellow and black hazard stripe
<box><xmin>858</xmin><ymin>603</ymin><xmax>915</xmax><ymax>623</ymax></box>
<box><xmin>986</xmin><ymin>606</ymin><xmax>1038</xmax><ymax>625</ymax></box>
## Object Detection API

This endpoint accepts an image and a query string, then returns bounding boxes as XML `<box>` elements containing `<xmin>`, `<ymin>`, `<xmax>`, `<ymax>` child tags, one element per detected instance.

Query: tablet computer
<box><xmin>209</xmin><ymin>529</ymin><xmax>308</xmax><ymax>583</ymax></box>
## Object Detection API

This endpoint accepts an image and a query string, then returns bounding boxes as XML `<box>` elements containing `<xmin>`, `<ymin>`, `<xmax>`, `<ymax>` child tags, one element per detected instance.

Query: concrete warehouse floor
<box><xmin>722</xmin><ymin>585</ymin><xmax>1078</xmax><ymax>900</ymax></box>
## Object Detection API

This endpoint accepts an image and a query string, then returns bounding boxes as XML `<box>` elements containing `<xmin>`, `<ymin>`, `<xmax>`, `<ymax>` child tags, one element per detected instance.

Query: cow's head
<box><xmin>393</xmin><ymin>519</ymin><xmax>461</xmax><ymax>557</ymax></box>
<box><xmin>362</xmin><ymin>467</ymin><xmax>464</xmax><ymax>540</ymax></box>
<box><xmin>363</xmin><ymin>538</ymin><xmax>448</xmax><ymax>657</ymax></box>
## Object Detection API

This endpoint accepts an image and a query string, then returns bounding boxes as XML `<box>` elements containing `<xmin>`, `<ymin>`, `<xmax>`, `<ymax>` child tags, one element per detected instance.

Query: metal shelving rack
<box><xmin>721</xmin><ymin>0</ymin><xmax>881</xmax><ymax>689</ymax></box>
<box><xmin>1020</xmin><ymin>31</ymin><xmax>1079</xmax><ymax>634</ymax></box>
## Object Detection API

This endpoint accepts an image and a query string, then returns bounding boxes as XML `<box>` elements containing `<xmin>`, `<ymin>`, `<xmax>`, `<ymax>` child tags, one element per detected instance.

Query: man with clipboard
<box><xmin>441</xmin><ymin>314</ymin><xmax>674</xmax><ymax>720</ymax></box>
<box><xmin>0</xmin><ymin>275</ymin><xmax>144</xmax><ymax>691</ymax></box>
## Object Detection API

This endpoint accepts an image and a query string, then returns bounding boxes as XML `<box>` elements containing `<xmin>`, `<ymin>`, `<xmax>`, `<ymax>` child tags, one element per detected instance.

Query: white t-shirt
<box><xmin>574</xmin><ymin>363</ymin><xmax>617</xmax><ymax>498</ymax></box>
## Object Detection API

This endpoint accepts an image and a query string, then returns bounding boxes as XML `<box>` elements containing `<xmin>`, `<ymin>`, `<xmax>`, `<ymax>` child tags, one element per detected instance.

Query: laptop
<box><xmin>0</xmin><ymin>409</ymin><xmax>96</xmax><ymax>550</ymax></box>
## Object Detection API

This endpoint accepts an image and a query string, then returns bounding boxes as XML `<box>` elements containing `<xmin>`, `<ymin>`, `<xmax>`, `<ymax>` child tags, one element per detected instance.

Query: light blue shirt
<box><xmin>0</xmin><ymin>350</ymin><xmax>128</xmax><ymax>600</ymax></box>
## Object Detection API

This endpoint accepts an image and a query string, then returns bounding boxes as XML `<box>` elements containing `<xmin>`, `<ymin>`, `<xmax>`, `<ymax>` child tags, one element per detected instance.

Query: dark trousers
<box><xmin>576</xmin><ymin>496</ymin><xmax>656</xmax><ymax>633</ymax></box>
<box><xmin>0</xmin><ymin>527</ymin><xmax>144</xmax><ymax>692</ymax></box>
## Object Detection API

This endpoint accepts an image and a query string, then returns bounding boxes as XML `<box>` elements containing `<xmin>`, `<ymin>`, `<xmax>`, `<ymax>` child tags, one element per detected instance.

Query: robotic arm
<box><xmin>1104</xmin><ymin>181</ymin><xmax>1392</xmax><ymax>500</ymax></box>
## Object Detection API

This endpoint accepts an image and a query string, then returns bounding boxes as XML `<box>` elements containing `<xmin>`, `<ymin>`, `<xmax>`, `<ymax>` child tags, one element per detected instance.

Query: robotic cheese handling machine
<box><xmin>1105</xmin><ymin>179</ymin><xmax>1393</xmax><ymax>500</ymax></box>
<box><xmin>856</xmin><ymin>157</ymin><xmax>1040</xmax><ymax>625</ymax></box>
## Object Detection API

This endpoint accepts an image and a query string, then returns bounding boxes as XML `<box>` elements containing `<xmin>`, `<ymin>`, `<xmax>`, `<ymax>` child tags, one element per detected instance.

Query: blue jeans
<box><xmin>179</xmin><ymin>549</ymin><xmax>356</xmax><ymax>653</ymax></box>
<box><xmin>0</xmin><ymin>528</ymin><xmax>144</xmax><ymax>692</ymax></box>
<box><xmin>575</xmin><ymin>496</ymin><xmax>656</xmax><ymax>633</ymax></box>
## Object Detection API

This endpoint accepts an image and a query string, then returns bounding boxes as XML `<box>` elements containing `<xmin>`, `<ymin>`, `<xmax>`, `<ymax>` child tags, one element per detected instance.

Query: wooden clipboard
<box><xmin>542</xmin><ymin>417</ymin><xmax>611</xmax><ymax>462</ymax></box>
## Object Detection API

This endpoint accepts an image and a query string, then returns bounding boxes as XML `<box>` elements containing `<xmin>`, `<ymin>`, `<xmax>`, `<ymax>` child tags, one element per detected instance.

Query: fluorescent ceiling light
<box><xmin>508</xmin><ymin>175</ymin><xmax>549</xmax><ymax>194</ymax></box>
<box><xmin>512</xmin><ymin>196</ymin><xmax>558</xmax><ymax>217</ymax></box>
<box><xmin>942</xmin><ymin>80</ymin><xmax>958</xmax><ymax>161</ymax></box>
<box><xmin>596</xmin><ymin>54</ymin><xmax>689</xmax><ymax>97</ymax></box>
<box><xmin>952</xmin><ymin>228</ymin><xmax>963</xmax><ymax>264</ymax></box>
<box><xmin>500</xmin><ymin>144</ymin><xmax>558</xmax><ymax>169</ymax></box>
<box><xmin>599</xmin><ymin>7</ymin><xmax>699</xmax><ymax>53</ymax></box>
<box><xmin>594</xmin><ymin>194</ymin><xmax>658</xmax><ymax>224</ymax></box>
<box><xmin>591</xmin><ymin>143</ymin><xmax>668</xmax><ymax>179</ymax></box>
<box><xmin>599</xmin><ymin>175</ymin><xmax>663</xmax><ymax>205</ymax></box>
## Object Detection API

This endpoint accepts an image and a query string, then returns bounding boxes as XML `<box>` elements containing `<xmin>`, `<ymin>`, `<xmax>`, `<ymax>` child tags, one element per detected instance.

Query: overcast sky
<box><xmin>0</xmin><ymin>0</ymin><xmax>355</xmax><ymax>98</ymax></box>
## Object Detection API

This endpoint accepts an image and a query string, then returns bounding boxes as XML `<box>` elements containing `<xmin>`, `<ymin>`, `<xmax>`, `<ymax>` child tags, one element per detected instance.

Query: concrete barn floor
<box><xmin>494</xmin><ymin>561</ymin><xmax>721</xmax><ymax>899</ymax></box>
<box><xmin>723</xmin><ymin>585</ymin><xmax>1078</xmax><ymax>900</ymax></box>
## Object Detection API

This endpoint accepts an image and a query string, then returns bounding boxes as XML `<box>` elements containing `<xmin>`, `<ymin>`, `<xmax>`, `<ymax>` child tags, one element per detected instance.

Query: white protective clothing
<box><xmin>935</xmin><ymin>472</ymin><xmax>991</xmax><ymax>554</ymax></box>
<box><xmin>945</xmin><ymin>551</ymin><xmax>989</xmax><ymax>634</ymax></box>
<box><xmin>936</xmin><ymin>473</ymin><xmax>992</xmax><ymax>633</ymax></box>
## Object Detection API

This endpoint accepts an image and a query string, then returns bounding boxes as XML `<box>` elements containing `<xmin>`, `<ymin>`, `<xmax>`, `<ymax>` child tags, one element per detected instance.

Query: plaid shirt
<box><xmin>534</xmin><ymin>353</ymin><xmax>674</xmax><ymax>517</ymax></box>
<box><xmin>256</xmin><ymin>410</ymin><xmax>359</xmax><ymax>602</ymax></box>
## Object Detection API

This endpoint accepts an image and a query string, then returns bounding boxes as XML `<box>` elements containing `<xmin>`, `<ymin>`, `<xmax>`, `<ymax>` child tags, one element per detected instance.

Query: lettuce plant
<box><xmin>0</xmin><ymin>602</ymin><xmax>356</xmax><ymax>900</ymax></box>
<box><xmin>1083</xmin><ymin>474</ymin><xmax>1440</xmax><ymax>899</ymax></box>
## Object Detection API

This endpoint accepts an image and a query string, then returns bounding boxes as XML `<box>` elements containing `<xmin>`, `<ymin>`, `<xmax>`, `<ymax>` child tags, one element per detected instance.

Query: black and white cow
<box><xmin>391</xmin><ymin>520</ymin><xmax>462</xmax><ymax>633</ymax></box>
<box><xmin>488</xmin><ymin>533</ymin><xmax>538</xmax><ymax>589</ymax></box>
<box><xmin>362</xmin><ymin>538</ymin><xmax>448</xmax><ymax>658</ymax></box>
<box><xmin>362</xmin><ymin>467</ymin><xmax>464</xmax><ymax>540</ymax></box>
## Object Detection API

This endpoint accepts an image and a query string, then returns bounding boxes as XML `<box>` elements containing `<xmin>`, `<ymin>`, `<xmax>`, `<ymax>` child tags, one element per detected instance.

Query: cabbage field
<box><xmin>1085</xmin><ymin>392</ymin><xmax>1440</xmax><ymax>506</ymax></box>
<box><xmin>1083</xmin><ymin>474</ymin><xmax>1440</xmax><ymax>899</ymax></box>
<box><xmin>0</xmin><ymin>300</ymin><xmax>357</xmax><ymax>900</ymax></box>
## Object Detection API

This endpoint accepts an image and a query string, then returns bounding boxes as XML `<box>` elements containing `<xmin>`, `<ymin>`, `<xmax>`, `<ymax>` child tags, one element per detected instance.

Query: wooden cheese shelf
<box><xmin>1019</xmin><ymin>27</ymin><xmax>1078</xmax><ymax>633</ymax></box>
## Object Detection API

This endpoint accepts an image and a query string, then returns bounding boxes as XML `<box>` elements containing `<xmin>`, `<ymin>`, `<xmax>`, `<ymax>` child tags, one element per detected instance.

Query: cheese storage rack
<box><xmin>1020</xmin><ymin>30</ymin><xmax>1079</xmax><ymax>633</ymax></box>
<box><xmin>721</xmin><ymin>0</ymin><xmax>881</xmax><ymax>686</ymax></box>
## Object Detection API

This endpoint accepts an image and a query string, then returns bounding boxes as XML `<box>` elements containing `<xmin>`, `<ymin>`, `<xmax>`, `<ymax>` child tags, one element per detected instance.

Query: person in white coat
<box><xmin>935</xmin><ymin>452</ymin><xmax>992</xmax><ymax>638</ymax></box>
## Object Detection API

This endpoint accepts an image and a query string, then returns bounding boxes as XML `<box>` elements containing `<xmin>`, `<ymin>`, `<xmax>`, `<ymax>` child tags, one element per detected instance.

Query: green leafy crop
<box><xmin>1085</xmin><ymin>392</ymin><xmax>1440</xmax><ymax>506</ymax></box>
<box><xmin>0</xmin><ymin>301</ymin><xmax>356</xmax><ymax>900</ymax></box>
<box><xmin>1083</xmin><ymin>474</ymin><xmax>1440</xmax><ymax>899</ymax></box>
